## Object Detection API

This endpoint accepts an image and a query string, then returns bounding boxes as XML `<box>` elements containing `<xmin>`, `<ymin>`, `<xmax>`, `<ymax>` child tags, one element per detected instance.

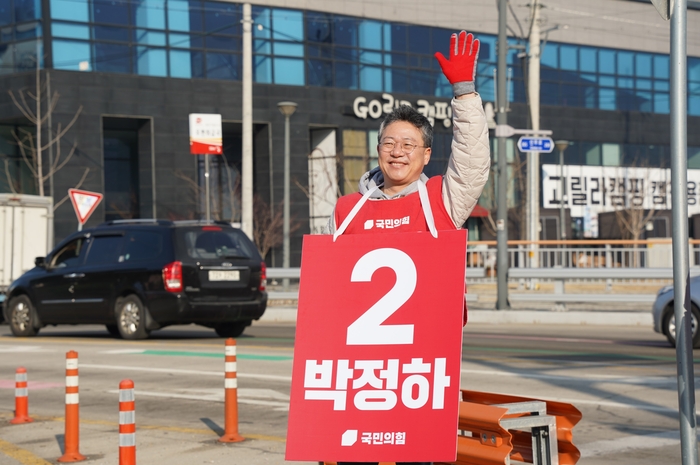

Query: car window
<box><xmin>177</xmin><ymin>227</ymin><xmax>259</xmax><ymax>260</ymax></box>
<box><xmin>120</xmin><ymin>231</ymin><xmax>164</xmax><ymax>262</ymax></box>
<box><xmin>84</xmin><ymin>236</ymin><xmax>123</xmax><ymax>265</ymax></box>
<box><xmin>51</xmin><ymin>238</ymin><xmax>87</xmax><ymax>268</ymax></box>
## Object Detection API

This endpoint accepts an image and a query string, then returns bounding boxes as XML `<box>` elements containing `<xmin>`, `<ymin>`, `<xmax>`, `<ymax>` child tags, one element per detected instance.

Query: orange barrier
<box><xmin>119</xmin><ymin>379</ymin><xmax>136</xmax><ymax>465</ymax></box>
<box><xmin>57</xmin><ymin>351</ymin><xmax>85</xmax><ymax>463</ymax></box>
<box><xmin>218</xmin><ymin>338</ymin><xmax>244</xmax><ymax>443</ymax></box>
<box><xmin>461</xmin><ymin>390</ymin><xmax>581</xmax><ymax>465</ymax></box>
<box><xmin>10</xmin><ymin>367</ymin><xmax>33</xmax><ymax>424</ymax></box>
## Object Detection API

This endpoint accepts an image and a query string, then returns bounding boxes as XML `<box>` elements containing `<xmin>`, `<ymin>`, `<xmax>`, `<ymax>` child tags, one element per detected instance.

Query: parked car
<box><xmin>2</xmin><ymin>220</ymin><xmax>267</xmax><ymax>339</ymax></box>
<box><xmin>652</xmin><ymin>277</ymin><xmax>700</xmax><ymax>347</ymax></box>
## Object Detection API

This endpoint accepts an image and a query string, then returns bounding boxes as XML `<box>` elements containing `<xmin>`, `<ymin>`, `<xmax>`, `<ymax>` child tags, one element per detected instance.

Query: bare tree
<box><xmin>479</xmin><ymin>152</ymin><xmax>527</xmax><ymax>240</ymax></box>
<box><xmin>4</xmin><ymin>69</ymin><xmax>84</xmax><ymax>202</ymax></box>
<box><xmin>611</xmin><ymin>164</ymin><xmax>661</xmax><ymax>267</ymax></box>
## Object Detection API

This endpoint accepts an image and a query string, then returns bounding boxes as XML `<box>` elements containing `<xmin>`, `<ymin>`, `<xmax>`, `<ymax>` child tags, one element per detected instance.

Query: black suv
<box><xmin>3</xmin><ymin>220</ymin><xmax>267</xmax><ymax>339</ymax></box>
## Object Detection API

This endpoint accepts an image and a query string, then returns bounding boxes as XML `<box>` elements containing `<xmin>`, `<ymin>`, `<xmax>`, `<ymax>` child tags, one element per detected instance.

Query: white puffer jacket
<box><xmin>325</xmin><ymin>95</ymin><xmax>491</xmax><ymax>232</ymax></box>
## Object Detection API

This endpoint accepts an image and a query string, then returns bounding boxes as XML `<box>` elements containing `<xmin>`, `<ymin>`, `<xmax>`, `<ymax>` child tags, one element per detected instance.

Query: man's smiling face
<box><xmin>377</xmin><ymin>121</ymin><xmax>431</xmax><ymax>196</ymax></box>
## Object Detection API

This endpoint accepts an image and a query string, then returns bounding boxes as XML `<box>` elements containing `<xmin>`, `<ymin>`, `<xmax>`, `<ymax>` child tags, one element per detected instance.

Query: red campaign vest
<box><xmin>334</xmin><ymin>176</ymin><xmax>456</xmax><ymax>233</ymax></box>
<box><xmin>334</xmin><ymin>175</ymin><xmax>469</xmax><ymax>325</ymax></box>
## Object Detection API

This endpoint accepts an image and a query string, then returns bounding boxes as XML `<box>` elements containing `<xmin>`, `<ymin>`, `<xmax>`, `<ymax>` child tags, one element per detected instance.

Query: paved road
<box><xmin>0</xmin><ymin>321</ymin><xmax>695</xmax><ymax>464</ymax></box>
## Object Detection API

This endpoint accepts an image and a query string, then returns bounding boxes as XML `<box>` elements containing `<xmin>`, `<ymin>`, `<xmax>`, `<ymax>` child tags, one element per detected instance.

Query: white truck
<box><xmin>0</xmin><ymin>194</ymin><xmax>53</xmax><ymax>313</ymax></box>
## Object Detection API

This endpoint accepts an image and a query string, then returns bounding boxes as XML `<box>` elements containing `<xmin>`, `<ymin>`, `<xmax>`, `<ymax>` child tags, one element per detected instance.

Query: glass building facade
<box><xmin>0</xmin><ymin>0</ymin><xmax>696</xmax><ymax>114</ymax></box>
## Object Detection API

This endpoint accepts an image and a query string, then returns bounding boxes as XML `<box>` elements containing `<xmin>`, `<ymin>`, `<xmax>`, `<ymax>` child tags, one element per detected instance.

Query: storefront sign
<box><xmin>352</xmin><ymin>93</ymin><xmax>453</xmax><ymax>128</ymax></box>
<box><xmin>286</xmin><ymin>230</ymin><xmax>466</xmax><ymax>463</ymax></box>
<box><xmin>542</xmin><ymin>164</ymin><xmax>700</xmax><ymax>235</ymax></box>
<box><xmin>188</xmin><ymin>113</ymin><xmax>223</xmax><ymax>155</ymax></box>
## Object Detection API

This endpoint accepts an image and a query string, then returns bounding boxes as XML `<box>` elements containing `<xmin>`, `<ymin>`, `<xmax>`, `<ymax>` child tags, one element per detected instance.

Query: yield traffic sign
<box><xmin>68</xmin><ymin>188</ymin><xmax>103</xmax><ymax>225</ymax></box>
<box><xmin>517</xmin><ymin>136</ymin><xmax>554</xmax><ymax>153</ymax></box>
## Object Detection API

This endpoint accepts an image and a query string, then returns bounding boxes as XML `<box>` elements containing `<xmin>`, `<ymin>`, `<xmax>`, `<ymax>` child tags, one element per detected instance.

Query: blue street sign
<box><xmin>517</xmin><ymin>136</ymin><xmax>554</xmax><ymax>153</ymax></box>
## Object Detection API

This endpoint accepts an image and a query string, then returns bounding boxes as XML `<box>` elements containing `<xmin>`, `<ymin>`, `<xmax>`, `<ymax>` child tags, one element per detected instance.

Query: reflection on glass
<box><xmin>14</xmin><ymin>40</ymin><xmax>40</xmax><ymax>70</ymax></box>
<box><xmin>15</xmin><ymin>21</ymin><xmax>40</xmax><ymax>40</ymax></box>
<box><xmin>136</xmin><ymin>46</ymin><xmax>166</xmax><ymax>76</ymax></box>
<box><xmin>273</xmin><ymin>41</ymin><xmax>303</xmax><ymax>57</ymax></box>
<box><xmin>0</xmin><ymin>0</ymin><xmax>10</xmax><ymax>25</ymax></box>
<box><xmin>53</xmin><ymin>40</ymin><xmax>89</xmax><ymax>70</ymax></box>
<box><xmin>253</xmin><ymin>54</ymin><xmax>271</xmax><ymax>82</ymax></box>
<box><xmin>599</xmin><ymin>88</ymin><xmax>615</xmax><ymax>110</ymax></box>
<box><xmin>206</xmin><ymin>35</ymin><xmax>238</xmax><ymax>51</ymax></box>
<box><xmin>135</xmin><ymin>30</ymin><xmax>166</xmax><ymax>46</ymax></box>
<box><xmin>93</xmin><ymin>0</ymin><xmax>129</xmax><ymax>25</ymax></box>
<box><xmin>94</xmin><ymin>42</ymin><xmax>131</xmax><ymax>73</ymax></box>
<box><xmin>305</xmin><ymin>11</ymin><xmax>330</xmax><ymax>43</ymax></box>
<box><xmin>272</xmin><ymin>9</ymin><xmax>302</xmax><ymax>42</ymax></box>
<box><xmin>51</xmin><ymin>0</ymin><xmax>88</xmax><ymax>21</ymax></box>
<box><xmin>560</xmin><ymin>45</ymin><xmax>577</xmax><ymax>71</ymax></box>
<box><xmin>654</xmin><ymin>92</ymin><xmax>669</xmax><ymax>114</ymax></box>
<box><xmin>307</xmin><ymin>58</ymin><xmax>331</xmax><ymax>86</ymax></box>
<box><xmin>359</xmin><ymin>64</ymin><xmax>381</xmax><ymax>91</ymax></box>
<box><xmin>653</xmin><ymin>55</ymin><xmax>669</xmax><ymax>79</ymax></box>
<box><xmin>334</xmin><ymin>61</ymin><xmax>357</xmax><ymax>89</ymax></box>
<box><xmin>358</xmin><ymin>19</ymin><xmax>381</xmax><ymax>50</ymax></box>
<box><xmin>253</xmin><ymin>39</ymin><xmax>270</xmax><ymax>54</ymax></box>
<box><xmin>273</xmin><ymin>57</ymin><xmax>303</xmax><ymax>85</ymax></box>
<box><xmin>252</xmin><ymin>7</ymin><xmax>270</xmax><ymax>39</ymax></box>
<box><xmin>206</xmin><ymin>51</ymin><xmax>239</xmax><ymax>79</ymax></box>
<box><xmin>14</xmin><ymin>0</ymin><xmax>40</xmax><ymax>22</ymax></box>
<box><xmin>359</xmin><ymin>50</ymin><xmax>380</xmax><ymax>65</ymax></box>
<box><xmin>0</xmin><ymin>42</ymin><xmax>15</xmax><ymax>74</ymax></box>
<box><xmin>636</xmin><ymin>53</ymin><xmax>651</xmax><ymax>77</ymax></box>
<box><xmin>407</xmin><ymin>25</ymin><xmax>430</xmax><ymax>55</ymax></box>
<box><xmin>599</xmin><ymin>49</ymin><xmax>615</xmax><ymax>74</ymax></box>
<box><xmin>95</xmin><ymin>25</ymin><xmax>130</xmax><ymax>42</ymax></box>
<box><xmin>53</xmin><ymin>23</ymin><xmax>89</xmax><ymax>40</ymax></box>
<box><xmin>169</xmin><ymin>49</ymin><xmax>191</xmax><ymax>78</ymax></box>
<box><xmin>617</xmin><ymin>51</ymin><xmax>633</xmax><ymax>76</ymax></box>
<box><xmin>541</xmin><ymin>43</ymin><xmax>558</xmax><ymax>68</ymax></box>
<box><xmin>333</xmin><ymin>16</ymin><xmax>357</xmax><ymax>47</ymax></box>
<box><xmin>579</xmin><ymin>47</ymin><xmax>596</xmax><ymax>73</ymax></box>
<box><xmin>133</xmin><ymin>0</ymin><xmax>165</xmax><ymax>29</ymax></box>
<box><xmin>204</xmin><ymin>1</ymin><xmax>240</xmax><ymax>35</ymax></box>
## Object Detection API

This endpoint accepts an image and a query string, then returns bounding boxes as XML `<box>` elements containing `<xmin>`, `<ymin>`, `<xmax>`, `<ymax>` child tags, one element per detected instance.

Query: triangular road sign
<box><xmin>650</xmin><ymin>0</ymin><xmax>671</xmax><ymax>20</ymax></box>
<box><xmin>68</xmin><ymin>188</ymin><xmax>103</xmax><ymax>225</ymax></box>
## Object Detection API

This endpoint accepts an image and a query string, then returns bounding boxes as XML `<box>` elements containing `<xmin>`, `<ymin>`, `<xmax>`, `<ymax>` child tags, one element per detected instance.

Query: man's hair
<box><xmin>377</xmin><ymin>105</ymin><xmax>433</xmax><ymax>148</ymax></box>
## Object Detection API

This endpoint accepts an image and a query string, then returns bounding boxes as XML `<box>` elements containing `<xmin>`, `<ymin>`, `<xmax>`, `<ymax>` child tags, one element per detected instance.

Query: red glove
<box><xmin>434</xmin><ymin>31</ymin><xmax>480</xmax><ymax>96</ymax></box>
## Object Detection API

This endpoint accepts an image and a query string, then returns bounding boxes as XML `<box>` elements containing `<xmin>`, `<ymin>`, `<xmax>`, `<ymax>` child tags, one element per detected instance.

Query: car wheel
<box><xmin>214</xmin><ymin>321</ymin><xmax>250</xmax><ymax>338</ymax></box>
<box><xmin>7</xmin><ymin>295</ymin><xmax>39</xmax><ymax>337</ymax></box>
<box><xmin>663</xmin><ymin>304</ymin><xmax>700</xmax><ymax>348</ymax></box>
<box><xmin>105</xmin><ymin>324</ymin><xmax>119</xmax><ymax>337</ymax></box>
<box><xmin>115</xmin><ymin>295</ymin><xmax>151</xmax><ymax>340</ymax></box>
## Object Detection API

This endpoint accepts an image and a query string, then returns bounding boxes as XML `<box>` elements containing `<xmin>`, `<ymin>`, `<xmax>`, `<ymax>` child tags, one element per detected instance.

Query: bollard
<box><xmin>119</xmin><ymin>379</ymin><xmax>136</xmax><ymax>465</ymax></box>
<box><xmin>57</xmin><ymin>351</ymin><xmax>85</xmax><ymax>462</ymax></box>
<box><xmin>10</xmin><ymin>367</ymin><xmax>33</xmax><ymax>424</ymax></box>
<box><xmin>218</xmin><ymin>338</ymin><xmax>244</xmax><ymax>443</ymax></box>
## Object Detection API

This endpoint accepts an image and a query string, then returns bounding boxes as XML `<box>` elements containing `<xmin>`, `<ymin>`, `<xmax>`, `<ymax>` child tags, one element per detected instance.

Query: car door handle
<box><xmin>63</xmin><ymin>273</ymin><xmax>85</xmax><ymax>279</ymax></box>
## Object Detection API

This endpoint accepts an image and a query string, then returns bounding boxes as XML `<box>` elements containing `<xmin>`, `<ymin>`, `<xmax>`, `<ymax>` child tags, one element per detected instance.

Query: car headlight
<box><xmin>657</xmin><ymin>285</ymin><xmax>674</xmax><ymax>297</ymax></box>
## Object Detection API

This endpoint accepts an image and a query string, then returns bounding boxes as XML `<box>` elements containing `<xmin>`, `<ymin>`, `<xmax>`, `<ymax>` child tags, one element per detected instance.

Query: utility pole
<box><xmin>496</xmin><ymin>0</ymin><xmax>509</xmax><ymax>309</ymax></box>
<box><xmin>241</xmin><ymin>3</ymin><xmax>253</xmax><ymax>239</ymax></box>
<box><xmin>668</xmin><ymin>0</ymin><xmax>698</xmax><ymax>463</ymax></box>
<box><xmin>527</xmin><ymin>0</ymin><xmax>541</xmax><ymax>267</ymax></box>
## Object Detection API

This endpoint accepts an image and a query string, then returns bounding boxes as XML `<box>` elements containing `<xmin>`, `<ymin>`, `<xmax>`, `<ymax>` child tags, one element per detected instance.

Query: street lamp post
<box><xmin>555</xmin><ymin>140</ymin><xmax>569</xmax><ymax>242</ymax></box>
<box><xmin>278</xmin><ymin>101</ymin><xmax>297</xmax><ymax>290</ymax></box>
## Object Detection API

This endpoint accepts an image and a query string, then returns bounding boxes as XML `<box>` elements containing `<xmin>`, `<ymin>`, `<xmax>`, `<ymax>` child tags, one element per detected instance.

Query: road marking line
<box><xmin>106</xmin><ymin>389</ymin><xmax>290</xmax><ymax>411</ymax></box>
<box><xmin>0</xmin><ymin>381</ymin><xmax>64</xmax><ymax>390</ymax></box>
<box><xmin>0</xmin><ymin>346</ymin><xmax>47</xmax><ymax>353</ymax></box>
<box><xmin>0</xmin><ymin>412</ymin><xmax>287</xmax><ymax>443</ymax></box>
<box><xmin>80</xmin><ymin>363</ymin><xmax>292</xmax><ymax>381</ymax></box>
<box><xmin>580</xmin><ymin>430</ymin><xmax>693</xmax><ymax>457</ymax></box>
<box><xmin>0</xmin><ymin>438</ymin><xmax>53</xmax><ymax>465</ymax></box>
<box><xmin>460</xmin><ymin>368</ymin><xmax>675</xmax><ymax>385</ymax></box>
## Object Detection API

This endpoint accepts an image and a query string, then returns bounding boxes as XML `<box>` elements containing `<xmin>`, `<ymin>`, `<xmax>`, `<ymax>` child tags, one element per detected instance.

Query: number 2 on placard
<box><xmin>346</xmin><ymin>248</ymin><xmax>417</xmax><ymax>345</ymax></box>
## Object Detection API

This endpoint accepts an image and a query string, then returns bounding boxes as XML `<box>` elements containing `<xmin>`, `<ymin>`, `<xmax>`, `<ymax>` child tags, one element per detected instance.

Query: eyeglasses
<box><xmin>378</xmin><ymin>140</ymin><xmax>427</xmax><ymax>155</ymax></box>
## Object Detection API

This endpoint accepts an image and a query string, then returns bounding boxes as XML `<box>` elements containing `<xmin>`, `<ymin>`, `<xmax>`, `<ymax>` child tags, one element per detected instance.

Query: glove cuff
<box><xmin>452</xmin><ymin>81</ymin><xmax>475</xmax><ymax>97</ymax></box>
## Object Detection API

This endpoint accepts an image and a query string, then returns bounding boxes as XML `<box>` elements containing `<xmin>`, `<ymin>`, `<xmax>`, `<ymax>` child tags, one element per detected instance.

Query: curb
<box><xmin>259</xmin><ymin>306</ymin><xmax>652</xmax><ymax>326</ymax></box>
